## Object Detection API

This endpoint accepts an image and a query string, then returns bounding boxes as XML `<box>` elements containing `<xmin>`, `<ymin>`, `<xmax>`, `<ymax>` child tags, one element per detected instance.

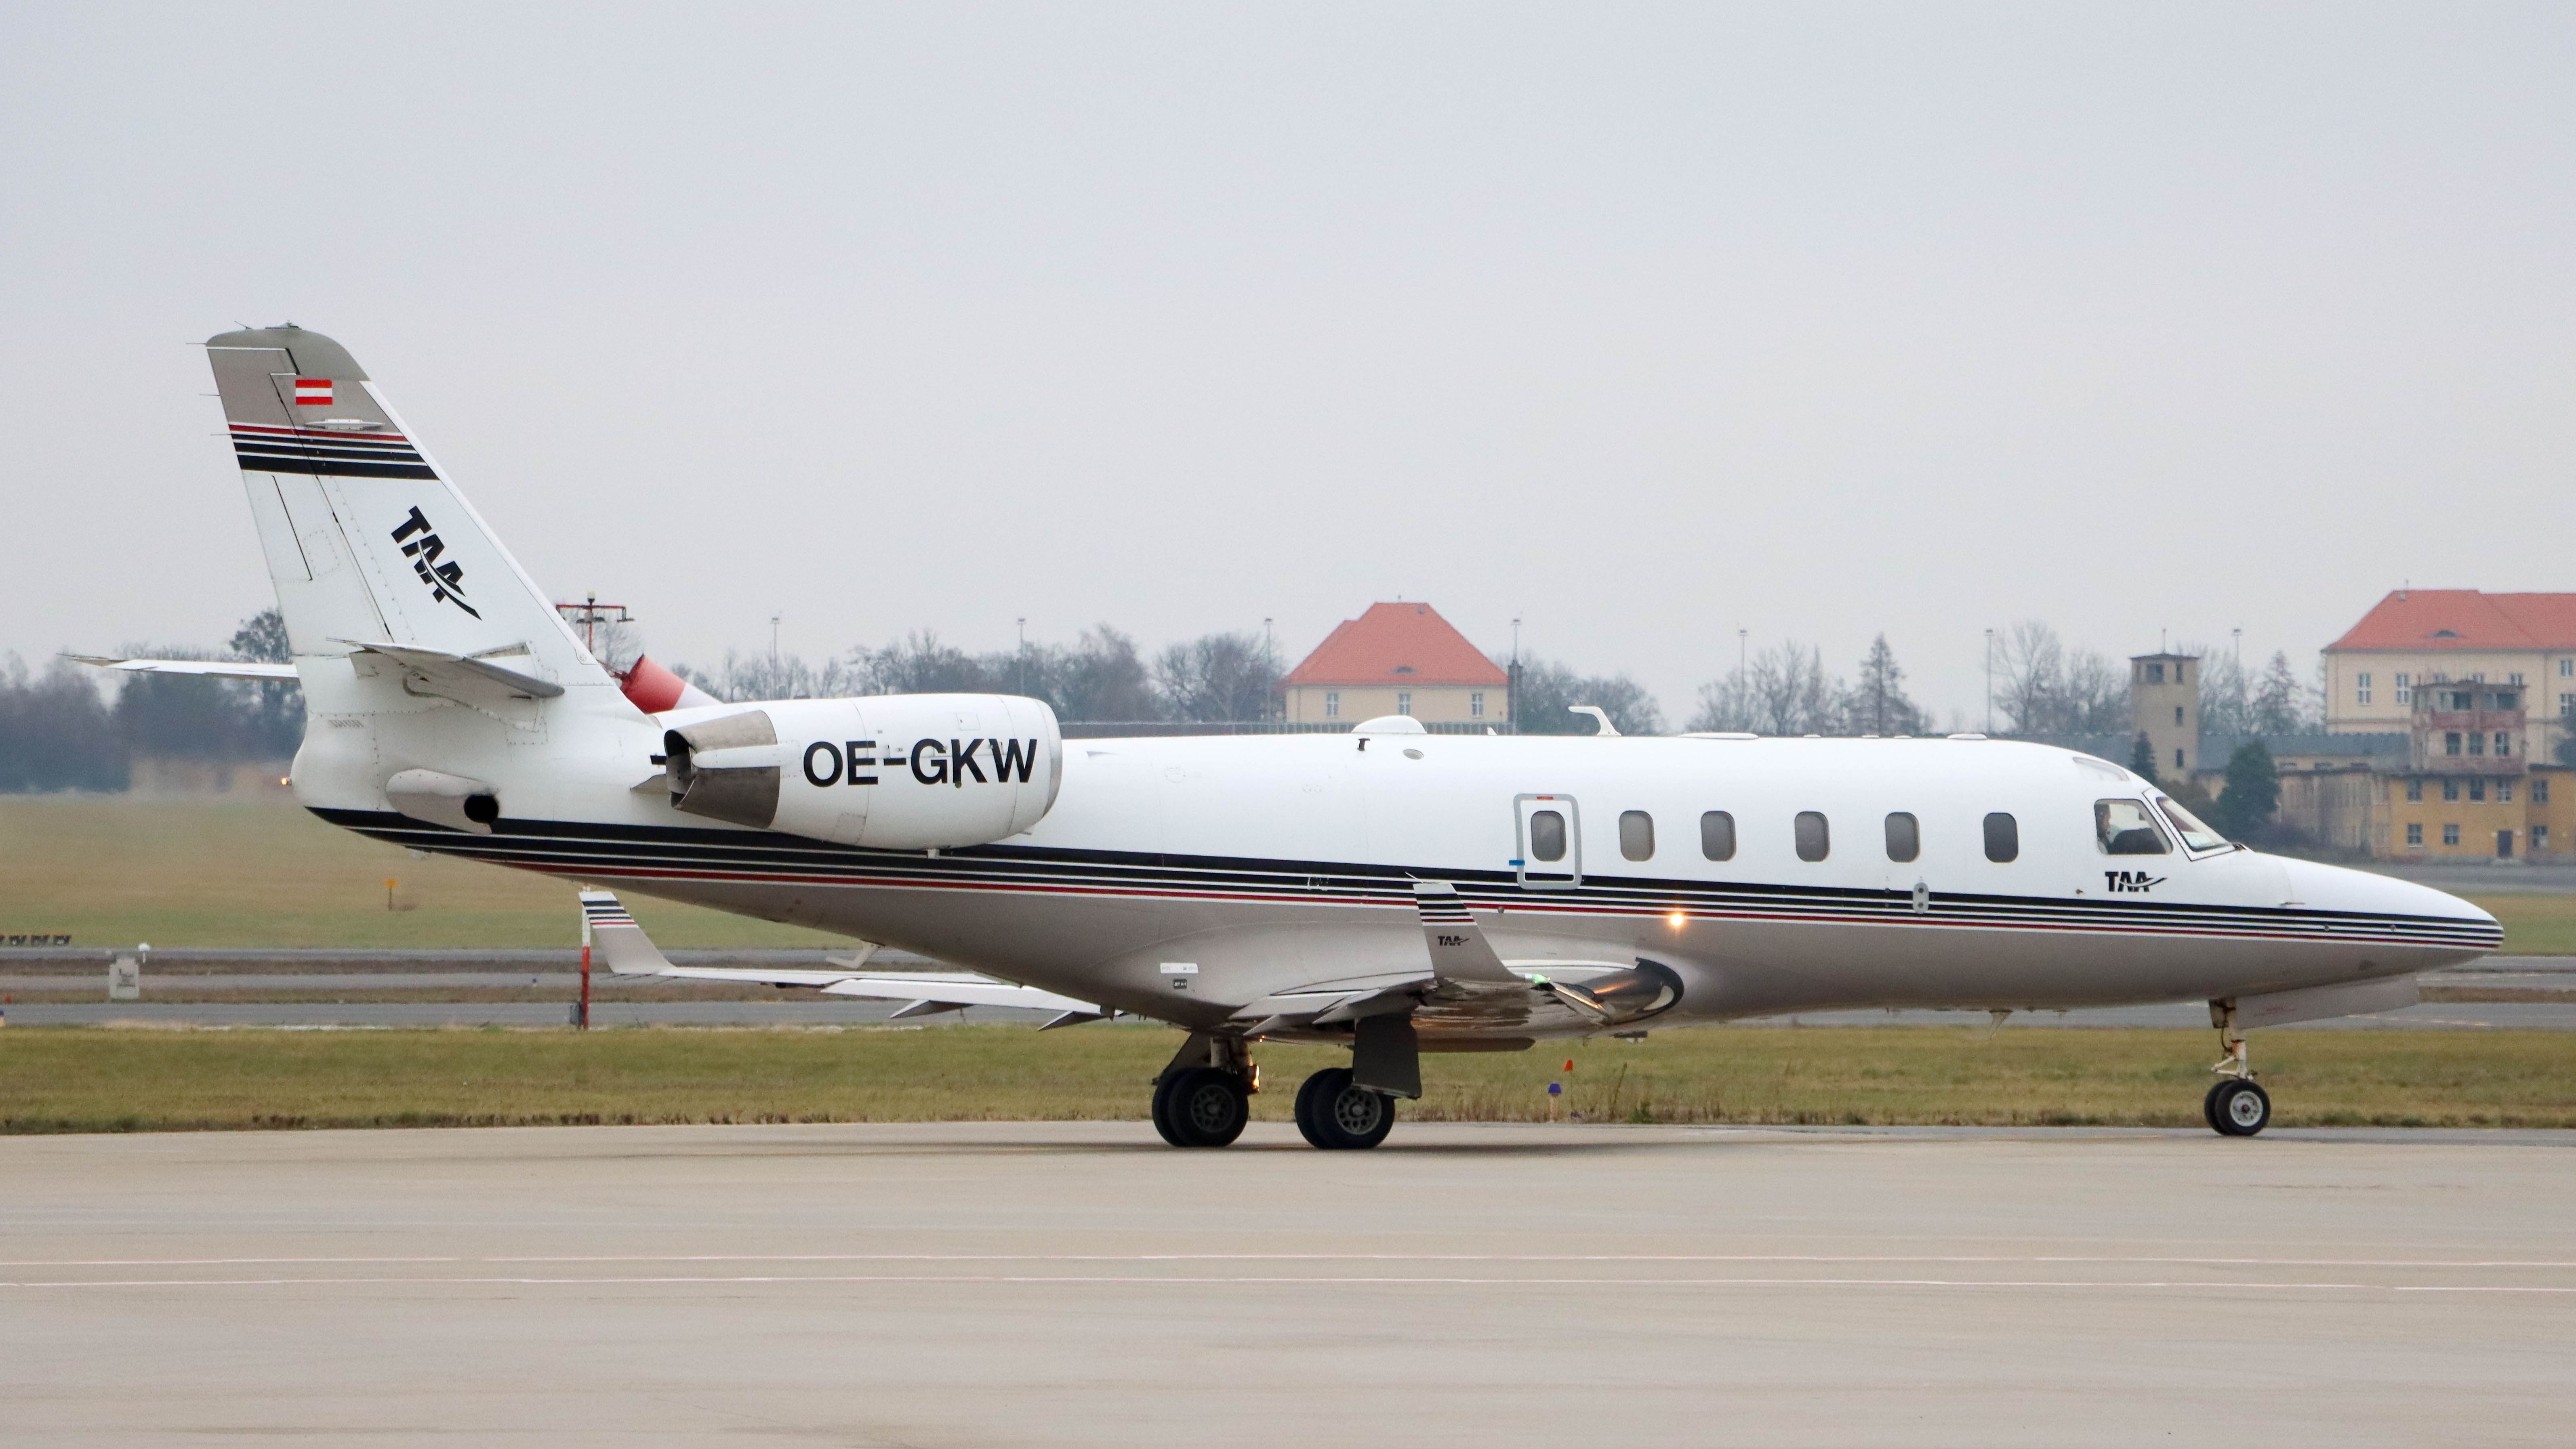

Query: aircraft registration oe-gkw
<box><xmin>82</xmin><ymin>327</ymin><xmax>2503</xmax><ymax>1149</ymax></box>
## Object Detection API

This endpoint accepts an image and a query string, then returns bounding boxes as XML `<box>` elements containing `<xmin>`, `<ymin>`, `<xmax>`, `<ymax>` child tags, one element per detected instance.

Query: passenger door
<box><xmin>1514</xmin><ymin>794</ymin><xmax>1581</xmax><ymax>890</ymax></box>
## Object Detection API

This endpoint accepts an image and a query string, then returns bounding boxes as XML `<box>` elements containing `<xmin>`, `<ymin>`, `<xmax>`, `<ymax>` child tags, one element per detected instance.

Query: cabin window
<box><xmin>1983</xmin><ymin>812</ymin><xmax>2019</xmax><ymax>863</ymax></box>
<box><xmin>1528</xmin><ymin>809</ymin><xmax>1567</xmax><ymax>863</ymax></box>
<box><xmin>1699</xmin><ymin>811</ymin><xmax>1736</xmax><ymax>861</ymax></box>
<box><xmin>2096</xmin><ymin>800</ymin><xmax>2169</xmax><ymax>855</ymax></box>
<box><xmin>1883</xmin><ymin>812</ymin><xmax>1919</xmax><ymax>863</ymax></box>
<box><xmin>1794</xmin><ymin>811</ymin><xmax>1829</xmax><ymax>862</ymax></box>
<box><xmin>1619</xmin><ymin>810</ymin><xmax>1655</xmax><ymax>862</ymax></box>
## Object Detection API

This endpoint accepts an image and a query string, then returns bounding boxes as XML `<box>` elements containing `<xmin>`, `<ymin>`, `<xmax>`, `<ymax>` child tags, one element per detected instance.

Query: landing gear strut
<box><xmin>1151</xmin><ymin>1034</ymin><xmax>1251</xmax><ymax>1148</ymax></box>
<box><xmin>1293</xmin><ymin>1067</ymin><xmax>1395</xmax><ymax>1151</ymax></box>
<box><xmin>2202</xmin><ymin>1000</ymin><xmax>2271</xmax><ymax>1137</ymax></box>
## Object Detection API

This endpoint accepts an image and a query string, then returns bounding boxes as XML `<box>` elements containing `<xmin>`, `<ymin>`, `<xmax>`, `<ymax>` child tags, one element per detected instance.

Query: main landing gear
<box><xmin>2202</xmin><ymin>1000</ymin><xmax>2272</xmax><ymax>1137</ymax></box>
<box><xmin>1151</xmin><ymin>1034</ymin><xmax>1253</xmax><ymax>1148</ymax></box>
<box><xmin>1293</xmin><ymin>1067</ymin><xmax>1395</xmax><ymax>1151</ymax></box>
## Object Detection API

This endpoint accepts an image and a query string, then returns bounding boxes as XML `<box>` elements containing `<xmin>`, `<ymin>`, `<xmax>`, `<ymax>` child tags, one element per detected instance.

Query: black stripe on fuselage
<box><xmin>310</xmin><ymin>808</ymin><xmax>2503</xmax><ymax>951</ymax></box>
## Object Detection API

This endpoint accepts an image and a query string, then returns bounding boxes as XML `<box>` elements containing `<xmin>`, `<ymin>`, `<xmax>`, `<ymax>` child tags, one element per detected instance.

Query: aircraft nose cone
<box><xmin>2277</xmin><ymin>855</ymin><xmax>2496</xmax><ymax>929</ymax></box>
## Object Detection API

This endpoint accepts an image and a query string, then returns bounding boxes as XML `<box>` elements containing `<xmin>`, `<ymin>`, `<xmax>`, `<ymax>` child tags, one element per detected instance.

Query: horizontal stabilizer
<box><xmin>66</xmin><ymin>654</ymin><xmax>297</xmax><ymax>682</ymax></box>
<box><xmin>338</xmin><ymin>639</ymin><xmax>564</xmax><ymax>698</ymax></box>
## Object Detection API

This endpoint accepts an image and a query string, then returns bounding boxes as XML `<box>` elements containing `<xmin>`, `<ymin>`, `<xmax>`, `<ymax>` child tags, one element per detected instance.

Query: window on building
<box><xmin>1794</xmin><ymin>811</ymin><xmax>1829</xmax><ymax>862</ymax></box>
<box><xmin>2097</xmin><ymin>800</ymin><xmax>2169</xmax><ymax>855</ymax></box>
<box><xmin>2444</xmin><ymin>823</ymin><xmax>2461</xmax><ymax>846</ymax></box>
<box><xmin>2357</xmin><ymin>672</ymin><xmax>2372</xmax><ymax>704</ymax></box>
<box><xmin>1619</xmin><ymin>811</ymin><xmax>1654</xmax><ymax>862</ymax></box>
<box><xmin>2174</xmin><ymin>747</ymin><xmax>2185</xmax><ymax>770</ymax></box>
<box><xmin>1528</xmin><ymin>809</ymin><xmax>1567</xmax><ymax>862</ymax></box>
<box><xmin>2146</xmin><ymin>662</ymin><xmax>2164</xmax><ymax>684</ymax></box>
<box><xmin>1469</xmin><ymin>692</ymin><xmax>1484</xmax><ymax>718</ymax></box>
<box><xmin>2469</xmin><ymin>732</ymin><xmax>2485</xmax><ymax>756</ymax></box>
<box><xmin>2173</xmin><ymin>705</ymin><xmax>2184</xmax><ymax>726</ymax></box>
<box><xmin>2535</xmin><ymin>779</ymin><xmax>2551</xmax><ymax>804</ymax></box>
<box><xmin>2563</xmin><ymin>659</ymin><xmax>2574</xmax><ymax>678</ymax></box>
<box><xmin>1884</xmin><ymin>812</ymin><xmax>1920</xmax><ymax>863</ymax></box>
<box><xmin>2444</xmin><ymin>780</ymin><xmax>2461</xmax><ymax>802</ymax></box>
<box><xmin>2495</xmin><ymin>692</ymin><xmax>2518</xmax><ymax>710</ymax></box>
<box><xmin>2446</xmin><ymin>732</ymin><xmax>2463</xmax><ymax>756</ymax></box>
<box><xmin>1396</xmin><ymin>691</ymin><xmax>1412</xmax><ymax>716</ymax></box>
<box><xmin>1983</xmin><ymin>812</ymin><xmax>2019</xmax><ymax>863</ymax></box>
<box><xmin>1324</xmin><ymin>691</ymin><xmax>1340</xmax><ymax>719</ymax></box>
<box><xmin>2405</xmin><ymin>779</ymin><xmax>2423</xmax><ymax>802</ymax></box>
<box><xmin>2469</xmin><ymin>780</ymin><xmax>2486</xmax><ymax>802</ymax></box>
<box><xmin>2562</xmin><ymin>693</ymin><xmax>2575</xmax><ymax>718</ymax></box>
<box><xmin>2535</xmin><ymin>825</ymin><xmax>2551</xmax><ymax>851</ymax></box>
<box><xmin>2510</xmin><ymin>672</ymin><xmax>2526</xmax><ymax>686</ymax></box>
<box><xmin>2451</xmin><ymin>691</ymin><xmax>2475</xmax><ymax>709</ymax></box>
<box><xmin>2499</xmin><ymin>781</ymin><xmax>2514</xmax><ymax>803</ymax></box>
<box><xmin>1700</xmin><ymin>811</ymin><xmax>1736</xmax><ymax>861</ymax></box>
<box><xmin>2395</xmin><ymin>673</ymin><xmax>2411</xmax><ymax>703</ymax></box>
<box><xmin>2407</xmin><ymin>822</ymin><xmax>2423</xmax><ymax>848</ymax></box>
<box><xmin>2472</xmin><ymin>672</ymin><xmax>2486</xmax><ymax>683</ymax></box>
<box><xmin>2495</xmin><ymin>731</ymin><xmax>2512</xmax><ymax>756</ymax></box>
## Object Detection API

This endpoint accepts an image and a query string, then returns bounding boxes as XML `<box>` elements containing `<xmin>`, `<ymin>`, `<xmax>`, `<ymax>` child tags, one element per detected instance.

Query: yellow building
<box><xmin>2321</xmin><ymin>589</ymin><xmax>2576</xmax><ymax>763</ymax></box>
<box><xmin>2282</xmin><ymin>762</ymin><xmax>2572</xmax><ymax>861</ymax></box>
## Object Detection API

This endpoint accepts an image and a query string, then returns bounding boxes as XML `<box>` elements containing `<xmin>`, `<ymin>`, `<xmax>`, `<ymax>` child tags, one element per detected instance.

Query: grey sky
<box><xmin>5</xmin><ymin>4</ymin><xmax>2570</xmax><ymax>725</ymax></box>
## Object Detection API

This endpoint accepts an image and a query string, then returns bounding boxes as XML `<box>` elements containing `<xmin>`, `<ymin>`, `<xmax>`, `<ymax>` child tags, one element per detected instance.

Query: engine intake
<box><xmin>664</xmin><ymin>693</ymin><xmax>1061</xmax><ymax>850</ymax></box>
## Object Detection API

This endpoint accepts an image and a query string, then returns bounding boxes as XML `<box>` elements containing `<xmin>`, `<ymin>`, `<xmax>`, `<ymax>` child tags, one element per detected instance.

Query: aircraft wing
<box><xmin>577</xmin><ymin>890</ymin><xmax>1112</xmax><ymax>1027</ymax></box>
<box><xmin>66</xmin><ymin>654</ymin><xmax>298</xmax><ymax>681</ymax></box>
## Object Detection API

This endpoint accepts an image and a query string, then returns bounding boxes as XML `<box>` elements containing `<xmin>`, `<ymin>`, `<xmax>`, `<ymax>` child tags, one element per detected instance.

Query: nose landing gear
<box><xmin>2202</xmin><ymin>1000</ymin><xmax>2271</xmax><ymax>1137</ymax></box>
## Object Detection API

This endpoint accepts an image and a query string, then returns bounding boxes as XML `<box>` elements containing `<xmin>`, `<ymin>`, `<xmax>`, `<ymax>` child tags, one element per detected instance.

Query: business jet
<box><xmin>82</xmin><ymin>327</ymin><xmax>2501</xmax><ymax>1148</ymax></box>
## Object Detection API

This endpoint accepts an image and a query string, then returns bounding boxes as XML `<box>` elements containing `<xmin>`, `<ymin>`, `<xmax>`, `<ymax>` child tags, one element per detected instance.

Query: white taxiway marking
<box><xmin>1</xmin><ymin>1273</ymin><xmax>2570</xmax><ymax>1293</ymax></box>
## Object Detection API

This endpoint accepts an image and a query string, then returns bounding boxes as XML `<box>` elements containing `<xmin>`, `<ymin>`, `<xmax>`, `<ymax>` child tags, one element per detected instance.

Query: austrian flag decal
<box><xmin>293</xmin><ymin>377</ymin><xmax>332</xmax><ymax>406</ymax></box>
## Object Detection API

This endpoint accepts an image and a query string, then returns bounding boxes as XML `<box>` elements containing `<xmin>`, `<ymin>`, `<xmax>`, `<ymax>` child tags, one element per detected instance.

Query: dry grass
<box><xmin>0</xmin><ymin>796</ymin><xmax>844</xmax><ymax>948</ymax></box>
<box><xmin>4</xmin><ymin>1024</ymin><xmax>2572</xmax><ymax>1135</ymax></box>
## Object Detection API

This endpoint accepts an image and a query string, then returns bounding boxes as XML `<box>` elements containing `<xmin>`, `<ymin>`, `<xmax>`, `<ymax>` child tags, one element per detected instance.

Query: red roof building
<box><xmin>1282</xmin><ymin>602</ymin><xmax>1508</xmax><ymax>726</ymax></box>
<box><xmin>2322</xmin><ymin>590</ymin><xmax>2576</xmax><ymax>757</ymax></box>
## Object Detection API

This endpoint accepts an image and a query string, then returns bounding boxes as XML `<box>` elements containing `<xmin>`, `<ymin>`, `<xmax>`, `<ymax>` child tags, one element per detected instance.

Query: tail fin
<box><xmin>205</xmin><ymin>327</ymin><xmax>592</xmax><ymax>686</ymax></box>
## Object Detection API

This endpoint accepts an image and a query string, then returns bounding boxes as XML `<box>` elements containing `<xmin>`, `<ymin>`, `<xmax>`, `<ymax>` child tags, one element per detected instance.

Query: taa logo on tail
<box><xmin>390</xmin><ymin>506</ymin><xmax>479</xmax><ymax>619</ymax></box>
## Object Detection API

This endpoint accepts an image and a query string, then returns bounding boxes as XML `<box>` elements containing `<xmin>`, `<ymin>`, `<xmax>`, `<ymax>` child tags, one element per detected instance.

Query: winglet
<box><xmin>1411</xmin><ymin>881</ymin><xmax>1521</xmax><ymax>983</ymax></box>
<box><xmin>578</xmin><ymin>890</ymin><xmax>675</xmax><ymax>976</ymax></box>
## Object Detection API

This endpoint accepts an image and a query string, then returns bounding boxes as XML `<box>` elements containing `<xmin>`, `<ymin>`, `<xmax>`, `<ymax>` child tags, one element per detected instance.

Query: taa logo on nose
<box><xmin>2104</xmin><ymin>870</ymin><xmax>2165</xmax><ymax>893</ymax></box>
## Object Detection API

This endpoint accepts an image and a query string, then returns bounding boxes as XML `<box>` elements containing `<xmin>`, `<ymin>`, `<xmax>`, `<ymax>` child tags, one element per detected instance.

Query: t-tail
<box><xmin>201</xmin><ymin>327</ymin><xmax>652</xmax><ymax>813</ymax></box>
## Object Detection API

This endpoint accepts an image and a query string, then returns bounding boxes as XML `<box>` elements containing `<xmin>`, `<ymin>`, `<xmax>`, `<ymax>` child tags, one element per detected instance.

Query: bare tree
<box><xmin>1154</xmin><ymin>631</ymin><xmax>1272</xmax><ymax>722</ymax></box>
<box><xmin>1508</xmin><ymin>656</ymin><xmax>1668</xmax><ymax>735</ymax></box>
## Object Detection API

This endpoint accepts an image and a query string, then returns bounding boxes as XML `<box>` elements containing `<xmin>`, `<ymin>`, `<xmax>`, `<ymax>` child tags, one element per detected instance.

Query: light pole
<box><xmin>1510</xmin><ymin>615</ymin><xmax>1524</xmax><ymax>735</ymax></box>
<box><xmin>1262</xmin><ymin>618</ymin><xmax>1274</xmax><ymax>721</ymax></box>
<box><xmin>1016</xmin><ymin>617</ymin><xmax>1027</xmax><ymax>697</ymax></box>
<box><xmin>1984</xmin><ymin>628</ymin><xmax>1996</xmax><ymax>734</ymax></box>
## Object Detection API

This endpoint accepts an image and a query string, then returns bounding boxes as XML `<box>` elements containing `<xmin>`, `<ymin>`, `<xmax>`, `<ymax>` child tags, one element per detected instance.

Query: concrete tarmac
<box><xmin>3</xmin><ymin>1122</ymin><xmax>2570</xmax><ymax>1447</ymax></box>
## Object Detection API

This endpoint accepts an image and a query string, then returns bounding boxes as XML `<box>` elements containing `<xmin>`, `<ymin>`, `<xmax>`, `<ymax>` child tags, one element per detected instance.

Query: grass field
<box><xmin>4</xmin><ymin>1025</ymin><xmax>2572</xmax><ymax>1134</ymax></box>
<box><xmin>6</xmin><ymin>795</ymin><xmax>2574</xmax><ymax>953</ymax></box>
<box><xmin>0</xmin><ymin>796</ymin><xmax>843</xmax><ymax>948</ymax></box>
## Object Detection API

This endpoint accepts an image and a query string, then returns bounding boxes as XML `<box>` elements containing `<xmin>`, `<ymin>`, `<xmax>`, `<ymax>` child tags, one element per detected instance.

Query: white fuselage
<box><xmin>298</xmin><ymin>682</ymin><xmax>2500</xmax><ymax>1039</ymax></box>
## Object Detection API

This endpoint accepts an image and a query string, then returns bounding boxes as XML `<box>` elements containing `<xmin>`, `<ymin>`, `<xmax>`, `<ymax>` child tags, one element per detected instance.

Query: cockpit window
<box><xmin>2151</xmin><ymin>794</ymin><xmax>2230</xmax><ymax>852</ymax></box>
<box><xmin>2096</xmin><ymin>799</ymin><xmax>2170</xmax><ymax>855</ymax></box>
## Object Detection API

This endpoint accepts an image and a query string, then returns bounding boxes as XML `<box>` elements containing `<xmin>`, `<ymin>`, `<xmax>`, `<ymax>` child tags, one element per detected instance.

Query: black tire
<box><xmin>1293</xmin><ymin>1067</ymin><xmax>1394</xmax><ymax>1151</ymax></box>
<box><xmin>2202</xmin><ymin>1079</ymin><xmax>2226</xmax><ymax>1132</ymax></box>
<box><xmin>2209</xmin><ymin>1079</ymin><xmax>2271</xmax><ymax>1137</ymax></box>
<box><xmin>1157</xmin><ymin>1067</ymin><xmax>1249</xmax><ymax>1148</ymax></box>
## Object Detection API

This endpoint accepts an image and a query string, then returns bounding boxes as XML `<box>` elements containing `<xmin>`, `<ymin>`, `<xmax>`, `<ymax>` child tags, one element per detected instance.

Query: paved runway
<box><xmin>3</xmin><ymin>1123</ymin><xmax>2569</xmax><ymax>1446</ymax></box>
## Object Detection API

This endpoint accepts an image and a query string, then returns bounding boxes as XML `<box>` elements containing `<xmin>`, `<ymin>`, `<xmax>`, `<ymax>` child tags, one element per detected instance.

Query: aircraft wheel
<box><xmin>2207</xmin><ymin>1079</ymin><xmax>2271</xmax><ymax>1138</ymax></box>
<box><xmin>1154</xmin><ymin>1066</ymin><xmax>1249</xmax><ymax>1148</ymax></box>
<box><xmin>1294</xmin><ymin>1067</ymin><xmax>1394</xmax><ymax>1151</ymax></box>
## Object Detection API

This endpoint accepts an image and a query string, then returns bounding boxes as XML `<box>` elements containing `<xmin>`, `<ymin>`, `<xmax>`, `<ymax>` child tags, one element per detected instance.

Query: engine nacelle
<box><xmin>663</xmin><ymin>694</ymin><xmax>1061</xmax><ymax>850</ymax></box>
